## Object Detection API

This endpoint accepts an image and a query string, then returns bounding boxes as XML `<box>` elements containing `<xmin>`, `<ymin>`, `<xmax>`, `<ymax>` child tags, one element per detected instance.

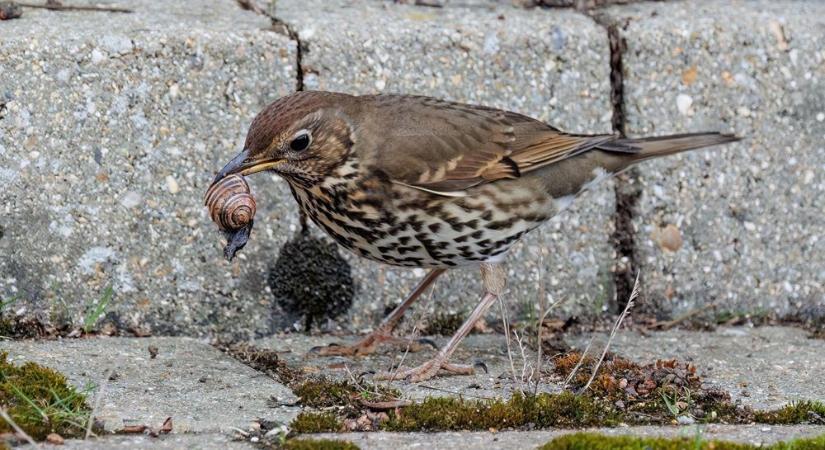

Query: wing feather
<box><xmin>358</xmin><ymin>95</ymin><xmax>635</xmax><ymax>193</ymax></box>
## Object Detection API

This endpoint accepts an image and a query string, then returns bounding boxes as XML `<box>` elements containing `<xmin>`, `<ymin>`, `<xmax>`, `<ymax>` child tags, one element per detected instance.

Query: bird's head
<box><xmin>214</xmin><ymin>91</ymin><xmax>356</xmax><ymax>187</ymax></box>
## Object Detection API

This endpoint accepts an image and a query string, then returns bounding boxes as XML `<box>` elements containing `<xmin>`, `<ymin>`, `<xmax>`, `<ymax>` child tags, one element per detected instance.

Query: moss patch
<box><xmin>755</xmin><ymin>400</ymin><xmax>825</xmax><ymax>425</ymax></box>
<box><xmin>283</xmin><ymin>439</ymin><xmax>359</xmax><ymax>450</ymax></box>
<box><xmin>290</xmin><ymin>412</ymin><xmax>343</xmax><ymax>433</ymax></box>
<box><xmin>0</xmin><ymin>352</ymin><xmax>97</xmax><ymax>441</ymax></box>
<box><xmin>552</xmin><ymin>351</ymin><xmax>744</xmax><ymax>424</ymax></box>
<box><xmin>539</xmin><ymin>432</ymin><xmax>825</xmax><ymax>450</ymax></box>
<box><xmin>383</xmin><ymin>391</ymin><xmax>619</xmax><ymax>431</ymax></box>
<box><xmin>281</xmin><ymin>349</ymin><xmax>822</xmax><ymax>434</ymax></box>
<box><xmin>293</xmin><ymin>377</ymin><xmax>400</xmax><ymax>409</ymax></box>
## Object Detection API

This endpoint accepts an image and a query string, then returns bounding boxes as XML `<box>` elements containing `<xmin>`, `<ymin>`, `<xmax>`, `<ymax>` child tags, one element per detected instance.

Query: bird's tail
<box><xmin>603</xmin><ymin>132</ymin><xmax>742</xmax><ymax>164</ymax></box>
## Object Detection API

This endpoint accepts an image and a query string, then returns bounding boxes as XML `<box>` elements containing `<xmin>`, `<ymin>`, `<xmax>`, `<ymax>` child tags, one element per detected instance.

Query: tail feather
<box><xmin>608</xmin><ymin>132</ymin><xmax>742</xmax><ymax>162</ymax></box>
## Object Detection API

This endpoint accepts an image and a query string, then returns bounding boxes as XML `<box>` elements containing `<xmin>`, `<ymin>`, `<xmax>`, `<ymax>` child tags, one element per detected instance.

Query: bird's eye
<box><xmin>289</xmin><ymin>132</ymin><xmax>311</xmax><ymax>152</ymax></box>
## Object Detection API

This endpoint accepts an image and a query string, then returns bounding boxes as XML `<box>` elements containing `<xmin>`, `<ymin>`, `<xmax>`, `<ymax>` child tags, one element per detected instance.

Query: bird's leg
<box><xmin>374</xmin><ymin>263</ymin><xmax>506</xmax><ymax>382</ymax></box>
<box><xmin>310</xmin><ymin>268</ymin><xmax>446</xmax><ymax>356</ymax></box>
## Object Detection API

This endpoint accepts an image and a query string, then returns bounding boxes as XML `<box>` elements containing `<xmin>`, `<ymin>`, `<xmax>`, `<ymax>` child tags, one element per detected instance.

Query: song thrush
<box><xmin>212</xmin><ymin>91</ymin><xmax>739</xmax><ymax>381</ymax></box>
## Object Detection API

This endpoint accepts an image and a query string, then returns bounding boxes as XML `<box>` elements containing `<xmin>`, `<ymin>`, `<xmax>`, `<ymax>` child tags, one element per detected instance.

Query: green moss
<box><xmin>538</xmin><ymin>432</ymin><xmax>825</xmax><ymax>450</ymax></box>
<box><xmin>293</xmin><ymin>377</ymin><xmax>400</xmax><ymax>409</ymax></box>
<box><xmin>283</xmin><ymin>439</ymin><xmax>359</xmax><ymax>450</ymax></box>
<box><xmin>755</xmin><ymin>400</ymin><xmax>825</xmax><ymax>424</ymax></box>
<box><xmin>290</xmin><ymin>412</ymin><xmax>343</xmax><ymax>433</ymax></box>
<box><xmin>383</xmin><ymin>392</ymin><xmax>619</xmax><ymax>432</ymax></box>
<box><xmin>0</xmin><ymin>352</ymin><xmax>96</xmax><ymax>440</ymax></box>
<box><xmin>293</xmin><ymin>378</ymin><xmax>359</xmax><ymax>408</ymax></box>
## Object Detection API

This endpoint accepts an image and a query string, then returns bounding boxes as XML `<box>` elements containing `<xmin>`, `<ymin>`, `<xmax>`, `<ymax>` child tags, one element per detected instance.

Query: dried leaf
<box><xmin>121</xmin><ymin>425</ymin><xmax>148</xmax><ymax>434</ymax></box>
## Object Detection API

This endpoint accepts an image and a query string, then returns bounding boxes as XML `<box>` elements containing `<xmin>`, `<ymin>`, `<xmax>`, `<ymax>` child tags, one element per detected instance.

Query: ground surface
<box><xmin>1</xmin><ymin>326</ymin><xmax>822</xmax><ymax>448</ymax></box>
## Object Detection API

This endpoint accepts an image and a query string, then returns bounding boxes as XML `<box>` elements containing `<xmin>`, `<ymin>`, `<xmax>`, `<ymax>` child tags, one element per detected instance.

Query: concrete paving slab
<box><xmin>259</xmin><ymin>326</ymin><xmax>824</xmax><ymax>410</ymax></box>
<box><xmin>256</xmin><ymin>333</ymin><xmax>551</xmax><ymax>401</ymax></box>
<box><xmin>308</xmin><ymin>425</ymin><xmax>825</xmax><ymax>449</ymax></box>
<box><xmin>0</xmin><ymin>337</ymin><xmax>300</xmax><ymax>433</ymax></box>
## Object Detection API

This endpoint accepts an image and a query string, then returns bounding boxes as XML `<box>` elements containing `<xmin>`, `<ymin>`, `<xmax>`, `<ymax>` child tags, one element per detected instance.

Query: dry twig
<box><xmin>498</xmin><ymin>296</ymin><xmax>524</xmax><ymax>394</ymax></box>
<box><xmin>561</xmin><ymin>337</ymin><xmax>593</xmax><ymax>390</ymax></box>
<box><xmin>650</xmin><ymin>302</ymin><xmax>716</xmax><ymax>331</ymax></box>
<box><xmin>16</xmin><ymin>1</ymin><xmax>132</xmax><ymax>13</ymax></box>
<box><xmin>579</xmin><ymin>272</ymin><xmax>639</xmax><ymax>394</ymax></box>
<box><xmin>85</xmin><ymin>368</ymin><xmax>110</xmax><ymax>439</ymax></box>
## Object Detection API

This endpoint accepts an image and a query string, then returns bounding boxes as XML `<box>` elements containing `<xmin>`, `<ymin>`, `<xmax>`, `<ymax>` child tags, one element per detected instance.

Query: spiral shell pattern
<box><xmin>204</xmin><ymin>175</ymin><xmax>257</xmax><ymax>231</ymax></box>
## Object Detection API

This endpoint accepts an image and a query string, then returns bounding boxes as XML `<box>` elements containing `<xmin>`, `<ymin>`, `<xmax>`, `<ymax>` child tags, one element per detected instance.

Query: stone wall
<box><xmin>1</xmin><ymin>0</ymin><xmax>821</xmax><ymax>338</ymax></box>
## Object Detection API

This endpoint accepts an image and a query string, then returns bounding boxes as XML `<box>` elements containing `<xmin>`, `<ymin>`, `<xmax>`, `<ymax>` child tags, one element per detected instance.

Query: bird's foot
<box><xmin>373</xmin><ymin>357</ymin><xmax>487</xmax><ymax>382</ymax></box>
<box><xmin>309</xmin><ymin>333</ymin><xmax>437</xmax><ymax>357</ymax></box>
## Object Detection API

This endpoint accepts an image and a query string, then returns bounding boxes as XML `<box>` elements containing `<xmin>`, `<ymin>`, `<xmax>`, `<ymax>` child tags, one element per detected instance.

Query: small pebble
<box><xmin>46</xmin><ymin>433</ymin><xmax>65</xmax><ymax>445</ymax></box>
<box><xmin>676</xmin><ymin>416</ymin><xmax>695</xmax><ymax>425</ymax></box>
<box><xmin>166</xmin><ymin>175</ymin><xmax>180</xmax><ymax>194</ymax></box>
<box><xmin>676</xmin><ymin>94</ymin><xmax>693</xmax><ymax>115</ymax></box>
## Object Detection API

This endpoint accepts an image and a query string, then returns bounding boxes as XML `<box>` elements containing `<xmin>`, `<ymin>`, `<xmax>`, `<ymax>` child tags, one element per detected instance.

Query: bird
<box><xmin>211</xmin><ymin>90</ymin><xmax>740</xmax><ymax>382</ymax></box>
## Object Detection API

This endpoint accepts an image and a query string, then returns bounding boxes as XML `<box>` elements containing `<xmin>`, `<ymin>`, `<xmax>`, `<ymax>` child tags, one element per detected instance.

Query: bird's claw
<box><xmin>308</xmin><ymin>342</ymin><xmax>344</xmax><ymax>355</ymax></box>
<box><xmin>374</xmin><ymin>358</ymin><xmax>477</xmax><ymax>382</ymax></box>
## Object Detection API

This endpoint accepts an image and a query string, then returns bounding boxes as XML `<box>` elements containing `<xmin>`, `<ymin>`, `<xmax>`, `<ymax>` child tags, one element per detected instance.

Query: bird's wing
<box><xmin>361</xmin><ymin>95</ymin><xmax>638</xmax><ymax>193</ymax></box>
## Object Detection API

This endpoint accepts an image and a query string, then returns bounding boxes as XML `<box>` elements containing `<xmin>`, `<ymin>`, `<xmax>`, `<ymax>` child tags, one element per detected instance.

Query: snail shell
<box><xmin>204</xmin><ymin>175</ymin><xmax>257</xmax><ymax>231</ymax></box>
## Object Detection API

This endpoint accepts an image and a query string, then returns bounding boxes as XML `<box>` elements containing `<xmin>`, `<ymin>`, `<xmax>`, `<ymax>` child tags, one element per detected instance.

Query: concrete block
<box><xmin>605</xmin><ymin>0</ymin><xmax>825</xmax><ymax>316</ymax></box>
<box><xmin>0</xmin><ymin>0</ymin><xmax>299</xmax><ymax>337</ymax></box>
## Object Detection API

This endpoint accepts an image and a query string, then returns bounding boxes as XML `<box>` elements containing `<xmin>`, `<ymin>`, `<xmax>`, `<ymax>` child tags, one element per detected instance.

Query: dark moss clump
<box><xmin>290</xmin><ymin>412</ymin><xmax>343</xmax><ymax>433</ymax></box>
<box><xmin>539</xmin><ymin>432</ymin><xmax>825</xmax><ymax>450</ymax></box>
<box><xmin>0</xmin><ymin>352</ymin><xmax>96</xmax><ymax>440</ymax></box>
<box><xmin>383</xmin><ymin>391</ymin><xmax>619</xmax><ymax>431</ymax></box>
<box><xmin>283</xmin><ymin>439</ymin><xmax>359</xmax><ymax>450</ymax></box>
<box><xmin>421</xmin><ymin>312</ymin><xmax>466</xmax><ymax>336</ymax></box>
<box><xmin>269</xmin><ymin>232</ymin><xmax>354</xmax><ymax>331</ymax></box>
<box><xmin>293</xmin><ymin>377</ymin><xmax>400</xmax><ymax>409</ymax></box>
<box><xmin>0</xmin><ymin>316</ymin><xmax>48</xmax><ymax>340</ymax></box>
<box><xmin>754</xmin><ymin>400</ymin><xmax>825</xmax><ymax>425</ymax></box>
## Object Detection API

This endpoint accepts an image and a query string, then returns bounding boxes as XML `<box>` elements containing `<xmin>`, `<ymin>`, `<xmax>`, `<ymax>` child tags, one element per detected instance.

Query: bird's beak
<box><xmin>213</xmin><ymin>149</ymin><xmax>285</xmax><ymax>183</ymax></box>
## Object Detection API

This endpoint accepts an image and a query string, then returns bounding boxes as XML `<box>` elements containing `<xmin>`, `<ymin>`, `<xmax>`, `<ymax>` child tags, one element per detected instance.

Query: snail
<box><xmin>204</xmin><ymin>174</ymin><xmax>257</xmax><ymax>260</ymax></box>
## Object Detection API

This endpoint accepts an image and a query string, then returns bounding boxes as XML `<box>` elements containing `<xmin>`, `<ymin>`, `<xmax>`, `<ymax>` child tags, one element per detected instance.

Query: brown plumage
<box><xmin>209</xmin><ymin>90</ymin><xmax>740</xmax><ymax>381</ymax></box>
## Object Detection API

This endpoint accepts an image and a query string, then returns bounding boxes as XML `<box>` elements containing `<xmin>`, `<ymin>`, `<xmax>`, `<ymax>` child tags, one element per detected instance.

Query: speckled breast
<box><xmin>290</xmin><ymin>175</ymin><xmax>559</xmax><ymax>269</ymax></box>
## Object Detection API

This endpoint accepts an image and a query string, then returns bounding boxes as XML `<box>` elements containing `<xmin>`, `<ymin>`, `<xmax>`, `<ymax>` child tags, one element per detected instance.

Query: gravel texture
<box><xmin>0</xmin><ymin>337</ymin><xmax>300</xmax><ymax>433</ymax></box>
<box><xmin>603</xmin><ymin>0</ymin><xmax>825</xmax><ymax>316</ymax></box>
<box><xmin>275</xmin><ymin>0</ymin><xmax>616</xmax><ymax>329</ymax></box>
